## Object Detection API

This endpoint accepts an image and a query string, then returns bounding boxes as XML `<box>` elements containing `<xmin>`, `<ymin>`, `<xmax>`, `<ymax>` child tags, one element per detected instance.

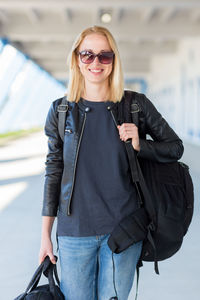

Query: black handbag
<box><xmin>14</xmin><ymin>256</ymin><xmax>65</xmax><ymax>300</ymax></box>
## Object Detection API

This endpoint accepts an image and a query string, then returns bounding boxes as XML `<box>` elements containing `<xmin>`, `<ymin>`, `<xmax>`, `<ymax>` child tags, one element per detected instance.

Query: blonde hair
<box><xmin>65</xmin><ymin>26</ymin><xmax>124</xmax><ymax>103</ymax></box>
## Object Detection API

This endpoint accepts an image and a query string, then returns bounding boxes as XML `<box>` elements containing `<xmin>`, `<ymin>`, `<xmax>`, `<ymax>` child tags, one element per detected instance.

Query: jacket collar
<box><xmin>77</xmin><ymin>97</ymin><xmax>117</xmax><ymax>112</ymax></box>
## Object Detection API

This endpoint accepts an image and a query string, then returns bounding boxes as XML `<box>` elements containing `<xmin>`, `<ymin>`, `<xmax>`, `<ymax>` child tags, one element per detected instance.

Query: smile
<box><xmin>89</xmin><ymin>69</ymin><xmax>104</xmax><ymax>74</ymax></box>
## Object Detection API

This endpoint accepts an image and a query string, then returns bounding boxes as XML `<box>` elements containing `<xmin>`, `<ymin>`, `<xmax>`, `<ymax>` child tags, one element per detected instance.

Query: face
<box><xmin>77</xmin><ymin>33</ymin><xmax>113</xmax><ymax>86</ymax></box>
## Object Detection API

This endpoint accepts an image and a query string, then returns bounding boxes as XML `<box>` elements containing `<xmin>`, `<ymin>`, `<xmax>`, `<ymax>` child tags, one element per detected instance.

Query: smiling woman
<box><xmin>77</xmin><ymin>33</ymin><xmax>114</xmax><ymax>99</ymax></box>
<box><xmin>39</xmin><ymin>25</ymin><xmax>184</xmax><ymax>300</ymax></box>
<box><xmin>66</xmin><ymin>26</ymin><xmax>124</xmax><ymax>103</ymax></box>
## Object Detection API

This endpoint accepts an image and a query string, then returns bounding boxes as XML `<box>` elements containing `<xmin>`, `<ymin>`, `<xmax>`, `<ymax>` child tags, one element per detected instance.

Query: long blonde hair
<box><xmin>65</xmin><ymin>26</ymin><xmax>124</xmax><ymax>103</ymax></box>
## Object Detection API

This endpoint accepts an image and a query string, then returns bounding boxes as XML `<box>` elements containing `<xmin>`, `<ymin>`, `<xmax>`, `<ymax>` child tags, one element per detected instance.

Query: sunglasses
<box><xmin>78</xmin><ymin>50</ymin><xmax>114</xmax><ymax>64</ymax></box>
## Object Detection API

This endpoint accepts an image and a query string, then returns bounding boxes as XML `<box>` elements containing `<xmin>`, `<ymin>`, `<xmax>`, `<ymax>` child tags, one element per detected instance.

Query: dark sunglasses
<box><xmin>78</xmin><ymin>50</ymin><xmax>114</xmax><ymax>64</ymax></box>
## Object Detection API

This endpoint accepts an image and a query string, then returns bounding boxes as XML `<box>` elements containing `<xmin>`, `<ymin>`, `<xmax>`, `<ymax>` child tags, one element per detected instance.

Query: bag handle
<box><xmin>15</xmin><ymin>261</ymin><xmax>45</xmax><ymax>300</ymax></box>
<box><xmin>24</xmin><ymin>256</ymin><xmax>60</xmax><ymax>295</ymax></box>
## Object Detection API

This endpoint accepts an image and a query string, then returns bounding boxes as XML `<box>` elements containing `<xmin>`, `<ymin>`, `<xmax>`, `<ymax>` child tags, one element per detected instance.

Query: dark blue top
<box><xmin>57</xmin><ymin>98</ymin><xmax>139</xmax><ymax>236</ymax></box>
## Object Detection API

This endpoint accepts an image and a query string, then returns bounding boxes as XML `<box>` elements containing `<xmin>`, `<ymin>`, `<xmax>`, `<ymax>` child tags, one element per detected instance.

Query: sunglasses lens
<box><xmin>80</xmin><ymin>52</ymin><xmax>95</xmax><ymax>64</ymax></box>
<box><xmin>79</xmin><ymin>51</ymin><xmax>114</xmax><ymax>64</ymax></box>
<box><xmin>99</xmin><ymin>52</ymin><xmax>114</xmax><ymax>64</ymax></box>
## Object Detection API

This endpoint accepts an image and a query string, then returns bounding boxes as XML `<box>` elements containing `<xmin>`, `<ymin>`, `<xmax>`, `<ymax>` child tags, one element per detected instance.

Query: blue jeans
<box><xmin>58</xmin><ymin>234</ymin><xmax>142</xmax><ymax>300</ymax></box>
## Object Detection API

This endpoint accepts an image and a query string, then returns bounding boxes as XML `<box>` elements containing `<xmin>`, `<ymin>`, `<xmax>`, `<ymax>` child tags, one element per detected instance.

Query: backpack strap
<box><xmin>124</xmin><ymin>90</ymin><xmax>159</xmax><ymax>274</ymax></box>
<box><xmin>123</xmin><ymin>91</ymin><xmax>156</xmax><ymax>217</ymax></box>
<box><xmin>57</xmin><ymin>95</ymin><xmax>68</xmax><ymax>142</ymax></box>
<box><xmin>119</xmin><ymin>92</ymin><xmax>139</xmax><ymax>184</ymax></box>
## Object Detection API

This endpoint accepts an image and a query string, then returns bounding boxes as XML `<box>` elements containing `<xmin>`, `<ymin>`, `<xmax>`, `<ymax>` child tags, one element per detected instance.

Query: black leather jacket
<box><xmin>42</xmin><ymin>91</ymin><xmax>184</xmax><ymax>217</ymax></box>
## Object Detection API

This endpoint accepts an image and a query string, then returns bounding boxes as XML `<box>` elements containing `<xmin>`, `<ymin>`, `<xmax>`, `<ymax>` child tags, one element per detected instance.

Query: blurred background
<box><xmin>0</xmin><ymin>0</ymin><xmax>199</xmax><ymax>299</ymax></box>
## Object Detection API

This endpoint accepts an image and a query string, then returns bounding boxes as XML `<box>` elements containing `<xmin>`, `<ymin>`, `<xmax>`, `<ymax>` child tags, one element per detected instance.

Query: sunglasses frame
<box><xmin>78</xmin><ymin>50</ymin><xmax>114</xmax><ymax>64</ymax></box>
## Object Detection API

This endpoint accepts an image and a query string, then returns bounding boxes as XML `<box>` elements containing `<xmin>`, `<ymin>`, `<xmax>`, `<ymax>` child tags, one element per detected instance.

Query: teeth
<box><xmin>90</xmin><ymin>69</ymin><xmax>102</xmax><ymax>73</ymax></box>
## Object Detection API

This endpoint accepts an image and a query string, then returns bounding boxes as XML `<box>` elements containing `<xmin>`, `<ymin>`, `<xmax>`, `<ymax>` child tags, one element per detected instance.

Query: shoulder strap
<box><xmin>121</xmin><ymin>91</ymin><xmax>141</xmax><ymax>184</ymax></box>
<box><xmin>124</xmin><ymin>90</ymin><xmax>140</xmax><ymax>126</ymax></box>
<box><xmin>57</xmin><ymin>96</ymin><xmax>69</xmax><ymax>142</ymax></box>
<box><xmin>125</xmin><ymin>91</ymin><xmax>156</xmax><ymax>216</ymax></box>
<box><xmin>124</xmin><ymin>90</ymin><xmax>159</xmax><ymax>274</ymax></box>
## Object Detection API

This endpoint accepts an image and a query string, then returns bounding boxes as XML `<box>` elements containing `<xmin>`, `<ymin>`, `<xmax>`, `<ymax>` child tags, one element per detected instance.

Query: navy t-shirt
<box><xmin>57</xmin><ymin>98</ymin><xmax>139</xmax><ymax>236</ymax></box>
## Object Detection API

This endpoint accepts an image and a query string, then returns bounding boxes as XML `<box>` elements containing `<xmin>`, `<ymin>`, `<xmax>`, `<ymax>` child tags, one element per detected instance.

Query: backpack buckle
<box><xmin>131</xmin><ymin>103</ymin><xmax>140</xmax><ymax>113</ymax></box>
<box><xmin>148</xmin><ymin>221</ymin><xmax>156</xmax><ymax>231</ymax></box>
<box><xmin>57</xmin><ymin>104</ymin><xmax>68</xmax><ymax>112</ymax></box>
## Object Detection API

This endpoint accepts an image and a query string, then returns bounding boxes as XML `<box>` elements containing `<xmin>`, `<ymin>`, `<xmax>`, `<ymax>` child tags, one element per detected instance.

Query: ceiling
<box><xmin>1</xmin><ymin>0</ymin><xmax>200</xmax><ymax>82</ymax></box>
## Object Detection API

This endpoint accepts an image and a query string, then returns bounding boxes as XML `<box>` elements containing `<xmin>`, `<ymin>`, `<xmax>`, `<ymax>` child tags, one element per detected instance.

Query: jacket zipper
<box><xmin>110</xmin><ymin>109</ymin><xmax>118</xmax><ymax>128</ymax></box>
<box><xmin>67</xmin><ymin>112</ymin><xmax>87</xmax><ymax>215</ymax></box>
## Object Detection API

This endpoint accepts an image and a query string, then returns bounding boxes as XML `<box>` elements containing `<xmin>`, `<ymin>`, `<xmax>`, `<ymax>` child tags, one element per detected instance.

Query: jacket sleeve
<box><xmin>137</xmin><ymin>94</ymin><xmax>184</xmax><ymax>162</ymax></box>
<box><xmin>42</xmin><ymin>100</ymin><xmax>64</xmax><ymax>216</ymax></box>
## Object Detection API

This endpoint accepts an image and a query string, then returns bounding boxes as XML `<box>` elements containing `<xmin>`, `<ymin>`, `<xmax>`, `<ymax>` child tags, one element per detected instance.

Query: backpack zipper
<box><xmin>67</xmin><ymin>112</ymin><xmax>87</xmax><ymax>215</ymax></box>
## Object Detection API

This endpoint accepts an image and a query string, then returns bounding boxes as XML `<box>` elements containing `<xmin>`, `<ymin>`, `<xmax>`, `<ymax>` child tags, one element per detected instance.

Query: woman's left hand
<box><xmin>117</xmin><ymin>123</ymin><xmax>140</xmax><ymax>152</ymax></box>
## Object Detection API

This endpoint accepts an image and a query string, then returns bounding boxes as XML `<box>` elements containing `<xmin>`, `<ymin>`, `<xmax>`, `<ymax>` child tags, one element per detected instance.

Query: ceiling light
<box><xmin>101</xmin><ymin>13</ymin><xmax>112</xmax><ymax>23</ymax></box>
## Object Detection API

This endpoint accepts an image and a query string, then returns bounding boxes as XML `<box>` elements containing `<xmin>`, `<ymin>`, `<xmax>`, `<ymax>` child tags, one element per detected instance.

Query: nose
<box><xmin>91</xmin><ymin>55</ymin><xmax>101</xmax><ymax>65</ymax></box>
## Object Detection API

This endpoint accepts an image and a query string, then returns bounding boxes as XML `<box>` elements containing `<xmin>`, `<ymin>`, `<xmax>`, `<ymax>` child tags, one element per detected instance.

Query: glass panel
<box><xmin>0</xmin><ymin>44</ymin><xmax>26</xmax><ymax>111</ymax></box>
<box><xmin>0</xmin><ymin>44</ymin><xmax>65</xmax><ymax>133</ymax></box>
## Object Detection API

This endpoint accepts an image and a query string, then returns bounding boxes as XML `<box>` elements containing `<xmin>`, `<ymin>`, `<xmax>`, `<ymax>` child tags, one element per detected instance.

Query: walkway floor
<box><xmin>0</xmin><ymin>131</ymin><xmax>199</xmax><ymax>300</ymax></box>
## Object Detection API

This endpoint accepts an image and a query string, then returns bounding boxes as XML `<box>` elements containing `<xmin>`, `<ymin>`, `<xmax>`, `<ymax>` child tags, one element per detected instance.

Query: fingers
<box><xmin>117</xmin><ymin>123</ymin><xmax>138</xmax><ymax>142</ymax></box>
<box><xmin>49</xmin><ymin>254</ymin><xmax>57</xmax><ymax>264</ymax></box>
<box><xmin>39</xmin><ymin>253</ymin><xmax>57</xmax><ymax>265</ymax></box>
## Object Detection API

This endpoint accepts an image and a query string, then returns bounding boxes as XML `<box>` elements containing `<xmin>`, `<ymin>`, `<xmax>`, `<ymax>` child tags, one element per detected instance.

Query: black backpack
<box><xmin>57</xmin><ymin>92</ymin><xmax>194</xmax><ymax>274</ymax></box>
<box><xmin>14</xmin><ymin>256</ymin><xmax>64</xmax><ymax>300</ymax></box>
<box><xmin>115</xmin><ymin>90</ymin><xmax>194</xmax><ymax>272</ymax></box>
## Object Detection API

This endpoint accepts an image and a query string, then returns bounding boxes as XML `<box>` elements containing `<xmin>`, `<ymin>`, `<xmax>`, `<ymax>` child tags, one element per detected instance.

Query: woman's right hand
<box><xmin>39</xmin><ymin>236</ymin><xmax>56</xmax><ymax>265</ymax></box>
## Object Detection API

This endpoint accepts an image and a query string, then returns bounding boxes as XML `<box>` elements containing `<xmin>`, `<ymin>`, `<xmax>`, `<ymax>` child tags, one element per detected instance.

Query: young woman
<box><xmin>39</xmin><ymin>26</ymin><xmax>183</xmax><ymax>300</ymax></box>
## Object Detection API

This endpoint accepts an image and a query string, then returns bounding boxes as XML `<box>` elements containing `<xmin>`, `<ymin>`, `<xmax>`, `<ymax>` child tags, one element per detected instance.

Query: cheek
<box><xmin>78</xmin><ymin>63</ymin><xmax>86</xmax><ymax>76</ymax></box>
<box><xmin>77</xmin><ymin>58</ymin><xmax>85</xmax><ymax>75</ymax></box>
<box><xmin>107</xmin><ymin>65</ymin><xmax>113</xmax><ymax>76</ymax></box>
